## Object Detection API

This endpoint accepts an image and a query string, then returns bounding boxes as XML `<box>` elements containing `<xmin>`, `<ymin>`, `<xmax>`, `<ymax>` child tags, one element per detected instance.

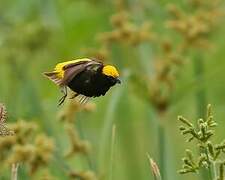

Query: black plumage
<box><xmin>68</xmin><ymin>66</ymin><xmax>118</xmax><ymax>97</ymax></box>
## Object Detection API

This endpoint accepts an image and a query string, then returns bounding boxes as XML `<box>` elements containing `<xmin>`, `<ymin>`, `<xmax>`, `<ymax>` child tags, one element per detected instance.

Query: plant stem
<box><xmin>98</xmin><ymin>70</ymin><xmax>129</xmax><ymax>172</ymax></box>
<box><xmin>193</xmin><ymin>53</ymin><xmax>207</xmax><ymax>118</ymax></box>
<box><xmin>11</xmin><ymin>163</ymin><xmax>19</xmax><ymax>180</ymax></box>
<box><xmin>218</xmin><ymin>162</ymin><xmax>224</xmax><ymax>180</ymax></box>
<box><xmin>77</xmin><ymin>118</ymin><xmax>95</xmax><ymax>171</ymax></box>
<box><xmin>158</xmin><ymin>125</ymin><xmax>165</xmax><ymax>180</ymax></box>
<box><xmin>203</xmin><ymin>145</ymin><xmax>214</xmax><ymax>180</ymax></box>
<box><xmin>109</xmin><ymin>124</ymin><xmax>116</xmax><ymax>180</ymax></box>
<box><xmin>157</xmin><ymin>112</ymin><xmax>166</xmax><ymax>180</ymax></box>
<box><xmin>193</xmin><ymin>52</ymin><xmax>211</xmax><ymax>180</ymax></box>
<box><xmin>212</xmin><ymin>161</ymin><xmax>217</xmax><ymax>180</ymax></box>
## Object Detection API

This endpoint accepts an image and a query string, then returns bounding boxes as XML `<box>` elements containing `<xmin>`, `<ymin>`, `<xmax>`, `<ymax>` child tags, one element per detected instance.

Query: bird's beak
<box><xmin>116</xmin><ymin>78</ymin><xmax>121</xmax><ymax>84</ymax></box>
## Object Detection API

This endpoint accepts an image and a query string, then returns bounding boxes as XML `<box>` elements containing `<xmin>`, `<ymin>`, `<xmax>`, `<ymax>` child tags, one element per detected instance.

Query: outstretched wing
<box><xmin>43</xmin><ymin>59</ymin><xmax>102</xmax><ymax>86</ymax></box>
<box><xmin>62</xmin><ymin>60</ymin><xmax>102</xmax><ymax>85</ymax></box>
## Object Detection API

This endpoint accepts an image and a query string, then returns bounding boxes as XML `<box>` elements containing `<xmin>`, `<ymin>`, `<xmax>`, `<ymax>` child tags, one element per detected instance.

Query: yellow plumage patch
<box><xmin>54</xmin><ymin>58</ymin><xmax>91</xmax><ymax>79</ymax></box>
<box><xmin>102</xmin><ymin>65</ymin><xmax>119</xmax><ymax>78</ymax></box>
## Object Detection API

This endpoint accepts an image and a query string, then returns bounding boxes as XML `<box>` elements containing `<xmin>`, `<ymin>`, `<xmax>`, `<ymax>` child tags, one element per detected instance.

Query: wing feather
<box><xmin>43</xmin><ymin>72</ymin><xmax>64</xmax><ymax>86</ymax></box>
<box><xmin>43</xmin><ymin>59</ymin><xmax>102</xmax><ymax>86</ymax></box>
<box><xmin>61</xmin><ymin>60</ymin><xmax>102</xmax><ymax>85</ymax></box>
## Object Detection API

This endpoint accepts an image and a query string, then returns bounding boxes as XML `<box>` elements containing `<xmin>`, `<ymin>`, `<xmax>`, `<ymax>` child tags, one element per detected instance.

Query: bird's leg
<box><xmin>58</xmin><ymin>86</ymin><xmax>67</xmax><ymax>106</ymax></box>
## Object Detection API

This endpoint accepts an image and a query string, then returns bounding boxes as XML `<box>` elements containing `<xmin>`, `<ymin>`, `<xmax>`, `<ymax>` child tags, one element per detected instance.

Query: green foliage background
<box><xmin>0</xmin><ymin>0</ymin><xmax>225</xmax><ymax>179</ymax></box>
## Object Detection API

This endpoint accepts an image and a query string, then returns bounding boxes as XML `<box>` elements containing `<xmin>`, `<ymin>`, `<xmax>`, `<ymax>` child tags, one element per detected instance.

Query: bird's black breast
<box><xmin>67</xmin><ymin>70</ymin><xmax>117</xmax><ymax>97</ymax></box>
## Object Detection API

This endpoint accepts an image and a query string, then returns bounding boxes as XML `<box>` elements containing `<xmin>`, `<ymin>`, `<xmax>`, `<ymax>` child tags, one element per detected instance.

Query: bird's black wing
<box><xmin>62</xmin><ymin>60</ymin><xmax>102</xmax><ymax>85</ymax></box>
<box><xmin>43</xmin><ymin>60</ymin><xmax>102</xmax><ymax>86</ymax></box>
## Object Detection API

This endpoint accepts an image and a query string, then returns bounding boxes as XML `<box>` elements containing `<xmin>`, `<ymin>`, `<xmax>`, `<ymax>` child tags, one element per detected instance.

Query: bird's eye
<box><xmin>107</xmin><ymin>76</ymin><xmax>118</xmax><ymax>84</ymax></box>
<box><xmin>107</xmin><ymin>76</ymin><xmax>114</xmax><ymax>80</ymax></box>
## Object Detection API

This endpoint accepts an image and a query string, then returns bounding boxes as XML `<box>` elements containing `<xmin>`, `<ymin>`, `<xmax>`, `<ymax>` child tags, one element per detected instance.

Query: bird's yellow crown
<box><xmin>102</xmin><ymin>65</ymin><xmax>119</xmax><ymax>78</ymax></box>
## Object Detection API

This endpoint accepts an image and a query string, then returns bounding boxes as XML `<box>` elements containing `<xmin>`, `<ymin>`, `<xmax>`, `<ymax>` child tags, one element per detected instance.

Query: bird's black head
<box><xmin>101</xmin><ymin>65</ymin><xmax>121</xmax><ymax>85</ymax></box>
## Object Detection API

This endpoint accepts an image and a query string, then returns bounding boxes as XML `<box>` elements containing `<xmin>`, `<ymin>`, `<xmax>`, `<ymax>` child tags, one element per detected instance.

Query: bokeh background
<box><xmin>0</xmin><ymin>0</ymin><xmax>225</xmax><ymax>179</ymax></box>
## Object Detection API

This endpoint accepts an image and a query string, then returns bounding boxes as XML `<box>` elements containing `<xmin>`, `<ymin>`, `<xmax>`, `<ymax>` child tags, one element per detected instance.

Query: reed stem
<box><xmin>212</xmin><ymin>161</ymin><xmax>217</xmax><ymax>180</ymax></box>
<box><xmin>157</xmin><ymin>113</ymin><xmax>166</xmax><ymax>180</ymax></box>
<box><xmin>193</xmin><ymin>52</ymin><xmax>212</xmax><ymax>180</ymax></box>
<box><xmin>193</xmin><ymin>53</ymin><xmax>207</xmax><ymax>118</ymax></box>
<box><xmin>11</xmin><ymin>163</ymin><xmax>19</xmax><ymax>180</ymax></box>
<box><xmin>109</xmin><ymin>124</ymin><xmax>116</xmax><ymax>180</ymax></box>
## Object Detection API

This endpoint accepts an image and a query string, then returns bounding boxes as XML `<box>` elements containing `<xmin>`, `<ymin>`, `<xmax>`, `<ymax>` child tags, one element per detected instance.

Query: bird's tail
<box><xmin>43</xmin><ymin>71</ymin><xmax>63</xmax><ymax>86</ymax></box>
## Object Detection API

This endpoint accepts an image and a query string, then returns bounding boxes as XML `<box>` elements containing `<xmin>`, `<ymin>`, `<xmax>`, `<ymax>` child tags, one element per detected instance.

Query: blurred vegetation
<box><xmin>0</xmin><ymin>0</ymin><xmax>225</xmax><ymax>179</ymax></box>
<box><xmin>178</xmin><ymin>105</ymin><xmax>225</xmax><ymax>180</ymax></box>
